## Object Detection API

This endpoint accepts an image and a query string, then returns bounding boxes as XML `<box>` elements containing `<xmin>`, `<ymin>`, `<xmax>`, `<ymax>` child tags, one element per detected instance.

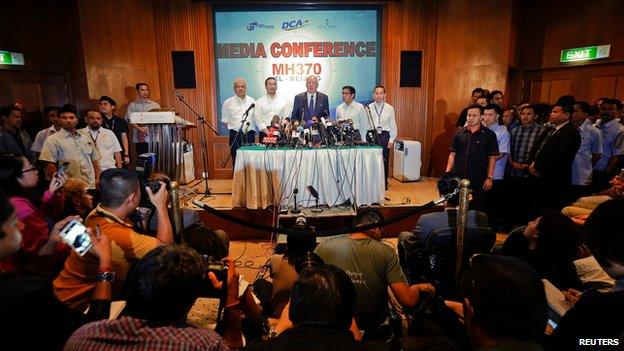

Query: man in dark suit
<box><xmin>398</xmin><ymin>173</ymin><xmax>489</xmax><ymax>283</ymax></box>
<box><xmin>529</xmin><ymin>104</ymin><xmax>581</xmax><ymax>211</ymax></box>
<box><xmin>290</xmin><ymin>75</ymin><xmax>329</xmax><ymax>124</ymax></box>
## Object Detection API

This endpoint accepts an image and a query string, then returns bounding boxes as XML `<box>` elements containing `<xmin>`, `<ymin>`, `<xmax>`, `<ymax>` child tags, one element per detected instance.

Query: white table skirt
<box><xmin>232</xmin><ymin>146</ymin><xmax>385</xmax><ymax>209</ymax></box>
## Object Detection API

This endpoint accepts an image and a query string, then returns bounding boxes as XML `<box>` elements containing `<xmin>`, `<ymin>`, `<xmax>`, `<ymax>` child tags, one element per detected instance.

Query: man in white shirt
<box><xmin>80</xmin><ymin>110</ymin><xmax>122</xmax><ymax>171</ymax></box>
<box><xmin>335</xmin><ymin>86</ymin><xmax>365</xmax><ymax>141</ymax></box>
<box><xmin>125</xmin><ymin>82</ymin><xmax>161</xmax><ymax>155</ymax></box>
<box><xmin>254</xmin><ymin>77</ymin><xmax>290</xmax><ymax>142</ymax></box>
<box><xmin>40</xmin><ymin>104</ymin><xmax>101</xmax><ymax>189</ymax></box>
<box><xmin>366</xmin><ymin>85</ymin><xmax>397</xmax><ymax>189</ymax></box>
<box><xmin>31</xmin><ymin>106</ymin><xmax>61</xmax><ymax>161</ymax></box>
<box><xmin>221</xmin><ymin>77</ymin><xmax>256</xmax><ymax>166</ymax></box>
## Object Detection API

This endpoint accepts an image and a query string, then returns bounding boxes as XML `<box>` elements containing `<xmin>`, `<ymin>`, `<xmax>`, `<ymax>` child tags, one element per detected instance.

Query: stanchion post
<box><xmin>455</xmin><ymin>179</ymin><xmax>470</xmax><ymax>285</ymax></box>
<box><xmin>170</xmin><ymin>181</ymin><xmax>184</xmax><ymax>243</ymax></box>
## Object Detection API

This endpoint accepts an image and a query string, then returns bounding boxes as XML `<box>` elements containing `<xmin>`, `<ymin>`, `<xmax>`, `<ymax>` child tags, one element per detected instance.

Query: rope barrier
<box><xmin>192</xmin><ymin>199</ymin><xmax>438</xmax><ymax>236</ymax></box>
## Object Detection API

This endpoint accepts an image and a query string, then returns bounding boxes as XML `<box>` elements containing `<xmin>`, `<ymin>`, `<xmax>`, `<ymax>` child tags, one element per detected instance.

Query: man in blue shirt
<box><xmin>483</xmin><ymin>104</ymin><xmax>509</xmax><ymax>230</ymax></box>
<box><xmin>592</xmin><ymin>98</ymin><xmax>624</xmax><ymax>192</ymax></box>
<box><xmin>571</xmin><ymin>101</ymin><xmax>602</xmax><ymax>200</ymax></box>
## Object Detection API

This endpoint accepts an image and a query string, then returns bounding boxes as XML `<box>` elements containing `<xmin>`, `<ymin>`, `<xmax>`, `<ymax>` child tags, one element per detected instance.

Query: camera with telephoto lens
<box><xmin>200</xmin><ymin>257</ymin><xmax>229</xmax><ymax>298</ymax></box>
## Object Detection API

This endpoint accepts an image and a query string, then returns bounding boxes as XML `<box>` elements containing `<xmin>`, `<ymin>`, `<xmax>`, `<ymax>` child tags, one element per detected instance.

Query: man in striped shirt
<box><xmin>505</xmin><ymin>104</ymin><xmax>546</xmax><ymax>225</ymax></box>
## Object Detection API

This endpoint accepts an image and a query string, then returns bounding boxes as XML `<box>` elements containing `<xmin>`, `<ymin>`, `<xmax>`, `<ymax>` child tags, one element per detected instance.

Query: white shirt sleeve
<box><xmin>253</xmin><ymin>100</ymin><xmax>268</xmax><ymax>132</ymax></box>
<box><xmin>387</xmin><ymin>105</ymin><xmax>398</xmax><ymax>143</ymax></box>
<box><xmin>221</xmin><ymin>99</ymin><xmax>232</xmax><ymax>125</ymax></box>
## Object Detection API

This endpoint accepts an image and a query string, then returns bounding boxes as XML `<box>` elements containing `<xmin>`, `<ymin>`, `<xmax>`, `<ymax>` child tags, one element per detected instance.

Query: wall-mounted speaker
<box><xmin>400</xmin><ymin>51</ymin><xmax>422</xmax><ymax>87</ymax></box>
<box><xmin>172</xmin><ymin>51</ymin><xmax>196</xmax><ymax>89</ymax></box>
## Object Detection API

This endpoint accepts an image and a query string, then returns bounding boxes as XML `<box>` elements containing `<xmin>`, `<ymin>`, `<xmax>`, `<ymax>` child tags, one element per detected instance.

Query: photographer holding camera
<box><xmin>65</xmin><ymin>244</ymin><xmax>243</xmax><ymax>350</ymax></box>
<box><xmin>54</xmin><ymin>168</ymin><xmax>173</xmax><ymax>311</ymax></box>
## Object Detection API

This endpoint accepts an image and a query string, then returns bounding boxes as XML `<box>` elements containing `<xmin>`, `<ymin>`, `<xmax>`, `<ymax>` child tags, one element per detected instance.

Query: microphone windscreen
<box><xmin>307</xmin><ymin>185</ymin><xmax>319</xmax><ymax>199</ymax></box>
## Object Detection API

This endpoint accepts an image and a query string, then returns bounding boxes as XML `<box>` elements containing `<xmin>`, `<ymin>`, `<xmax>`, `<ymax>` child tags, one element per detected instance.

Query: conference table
<box><xmin>232</xmin><ymin>145</ymin><xmax>385</xmax><ymax>209</ymax></box>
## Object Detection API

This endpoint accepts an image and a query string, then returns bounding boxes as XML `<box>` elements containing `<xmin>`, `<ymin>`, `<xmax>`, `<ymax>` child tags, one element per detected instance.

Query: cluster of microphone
<box><xmin>261</xmin><ymin>115</ymin><xmax>359</xmax><ymax>148</ymax></box>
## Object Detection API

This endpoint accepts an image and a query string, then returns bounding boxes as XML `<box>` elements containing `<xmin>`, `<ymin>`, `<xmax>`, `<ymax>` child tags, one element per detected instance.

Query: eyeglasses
<box><xmin>21</xmin><ymin>166</ymin><xmax>37</xmax><ymax>174</ymax></box>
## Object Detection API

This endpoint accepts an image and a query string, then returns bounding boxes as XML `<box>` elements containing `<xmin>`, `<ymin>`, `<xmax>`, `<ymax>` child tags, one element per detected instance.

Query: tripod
<box><xmin>175</xmin><ymin>92</ymin><xmax>217</xmax><ymax>198</ymax></box>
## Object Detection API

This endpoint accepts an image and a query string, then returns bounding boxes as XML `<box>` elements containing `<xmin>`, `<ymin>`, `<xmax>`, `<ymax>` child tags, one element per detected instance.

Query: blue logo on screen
<box><xmin>282</xmin><ymin>19</ymin><xmax>309</xmax><ymax>31</ymax></box>
<box><xmin>247</xmin><ymin>22</ymin><xmax>274</xmax><ymax>31</ymax></box>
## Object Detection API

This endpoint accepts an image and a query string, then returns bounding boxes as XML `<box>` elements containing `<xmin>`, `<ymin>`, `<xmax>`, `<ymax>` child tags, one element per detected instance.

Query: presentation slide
<box><xmin>213</xmin><ymin>8</ymin><xmax>380</xmax><ymax>134</ymax></box>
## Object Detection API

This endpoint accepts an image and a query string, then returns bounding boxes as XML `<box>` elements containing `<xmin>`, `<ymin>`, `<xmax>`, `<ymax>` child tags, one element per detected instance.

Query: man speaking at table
<box><xmin>291</xmin><ymin>75</ymin><xmax>329</xmax><ymax>124</ymax></box>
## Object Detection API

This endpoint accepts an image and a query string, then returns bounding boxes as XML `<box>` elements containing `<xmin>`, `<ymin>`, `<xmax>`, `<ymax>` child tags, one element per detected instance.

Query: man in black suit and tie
<box><xmin>290</xmin><ymin>75</ymin><xmax>329</xmax><ymax>124</ymax></box>
<box><xmin>529</xmin><ymin>104</ymin><xmax>581</xmax><ymax>211</ymax></box>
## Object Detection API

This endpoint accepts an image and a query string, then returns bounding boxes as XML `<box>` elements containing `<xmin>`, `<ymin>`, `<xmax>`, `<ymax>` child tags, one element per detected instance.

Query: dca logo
<box><xmin>282</xmin><ymin>19</ymin><xmax>309</xmax><ymax>31</ymax></box>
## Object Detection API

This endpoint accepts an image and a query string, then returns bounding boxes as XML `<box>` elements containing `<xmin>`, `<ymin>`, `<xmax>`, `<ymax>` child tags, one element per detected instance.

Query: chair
<box><xmin>409</xmin><ymin>226</ymin><xmax>496</xmax><ymax>299</ymax></box>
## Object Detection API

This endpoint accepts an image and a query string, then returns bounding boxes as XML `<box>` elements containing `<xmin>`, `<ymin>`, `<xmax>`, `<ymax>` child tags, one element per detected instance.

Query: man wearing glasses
<box><xmin>335</xmin><ymin>85</ymin><xmax>365</xmax><ymax>141</ymax></box>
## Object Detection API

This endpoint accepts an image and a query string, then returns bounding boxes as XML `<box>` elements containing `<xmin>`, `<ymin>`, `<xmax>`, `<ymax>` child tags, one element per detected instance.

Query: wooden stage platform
<box><xmin>179</xmin><ymin>177</ymin><xmax>442</xmax><ymax>240</ymax></box>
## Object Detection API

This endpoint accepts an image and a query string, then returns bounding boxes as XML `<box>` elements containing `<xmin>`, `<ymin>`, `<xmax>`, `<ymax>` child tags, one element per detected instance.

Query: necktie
<box><xmin>309</xmin><ymin>95</ymin><xmax>315</xmax><ymax>112</ymax></box>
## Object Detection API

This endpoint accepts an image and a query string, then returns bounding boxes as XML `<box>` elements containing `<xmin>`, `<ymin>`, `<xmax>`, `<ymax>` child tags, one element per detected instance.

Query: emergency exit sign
<box><xmin>560</xmin><ymin>45</ymin><xmax>610</xmax><ymax>63</ymax></box>
<box><xmin>0</xmin><ymin>50</ymin><xmax>25</xmax><ymax>66</ymax></box>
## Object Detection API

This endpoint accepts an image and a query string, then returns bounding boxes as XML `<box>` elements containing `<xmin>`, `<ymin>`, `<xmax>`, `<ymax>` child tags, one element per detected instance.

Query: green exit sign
<box><xmin>560</xmin><ymin>45</ymin><xmax>610</xmax><ymax>63</ymax></box>
<box><xmin>0</xmin><ymin>50</ymin><xmax>25</xmax><ymax>66</ymax></box>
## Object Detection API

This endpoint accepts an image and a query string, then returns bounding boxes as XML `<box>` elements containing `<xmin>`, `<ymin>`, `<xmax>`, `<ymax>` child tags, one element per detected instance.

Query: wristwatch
<box><xmin>486</xmin><ymin>176</ymin><xmax>493</xmax><ymax>181</ymax></box>
<box><xmin>96</xmin><ymin>271</ymin><xmax>116</xmax><ymax>282</ymax></box>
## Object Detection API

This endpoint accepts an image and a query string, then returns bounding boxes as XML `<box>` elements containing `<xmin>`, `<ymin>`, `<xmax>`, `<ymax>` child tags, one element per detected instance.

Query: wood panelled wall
<box><xmin>77</xmin><ymin>0</ymin><xmax>161</xmax><ymax>114</ymax></box>
<box><xmin>0</xmin><ymin>0</ymin><xmax>87</xmax><ymax>108</ymax></box>
<box><xmin>517</xmin><ymin>0</ymin><xmax>624</xmax><ymax>70</ymax></box>
<box><xmin>512</xmin><ymin>0</ymin><xmax>624</xmax><ymax>103</ymax></box>
<box><xmin>151</xmin><ymin>0</ymin><xmax>227</xmax><ymax>178</ymax></box>
<box><xmin>382</xmin><ymin>1</ymin><xmax>438</xmax><ymax>176</ymax></box>
<box><xmin>429</xmin><ymin>0</ymin><xmax>515</xmax><ymax>176</ymax></box>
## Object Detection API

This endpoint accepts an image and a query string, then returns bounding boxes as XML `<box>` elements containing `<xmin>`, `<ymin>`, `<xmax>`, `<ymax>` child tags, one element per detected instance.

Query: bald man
<box><xmin>291</xmin><ymin>75</ymin><xmax>330</xmax><ymax>124</ymax></box>
<box><xmin>222</xmin><ymin>77</ymin><xmax>256</xmax><ymax>166</ymax></box>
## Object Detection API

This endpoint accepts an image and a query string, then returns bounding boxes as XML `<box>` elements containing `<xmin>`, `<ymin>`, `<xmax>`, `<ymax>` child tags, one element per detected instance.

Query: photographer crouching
<box><xmin>64</xmin><ymin>244</ymin><xmax>243</xmax><ymax>350</ymax></box>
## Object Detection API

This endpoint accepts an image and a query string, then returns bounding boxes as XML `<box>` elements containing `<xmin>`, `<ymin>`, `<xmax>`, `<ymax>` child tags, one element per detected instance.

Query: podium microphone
<box><xmin>291</xmin><ymin>188</ymin><xmax>301</xmax><ymax>214</ymax></box>
<box><xmin>308</xmin><ymin>185</ymin><xmax>322</xmax><ymax>212</ymax></box>
<box><xmin>174</xmin><ymin>91</ymin><xmax>183</xmax><ymax>99</ymax></box>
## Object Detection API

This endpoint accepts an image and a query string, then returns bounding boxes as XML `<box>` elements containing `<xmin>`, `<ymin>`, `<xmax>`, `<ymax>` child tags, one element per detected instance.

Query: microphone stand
<box><xmin>175</xmin><ymin>92</ymin><xmax>218</xmax><ymax>198</ymax></box>
<box><xmin>221</xmin><ymin>105</ymin><xmax>253</xmax><ymax>168</ymax></box>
